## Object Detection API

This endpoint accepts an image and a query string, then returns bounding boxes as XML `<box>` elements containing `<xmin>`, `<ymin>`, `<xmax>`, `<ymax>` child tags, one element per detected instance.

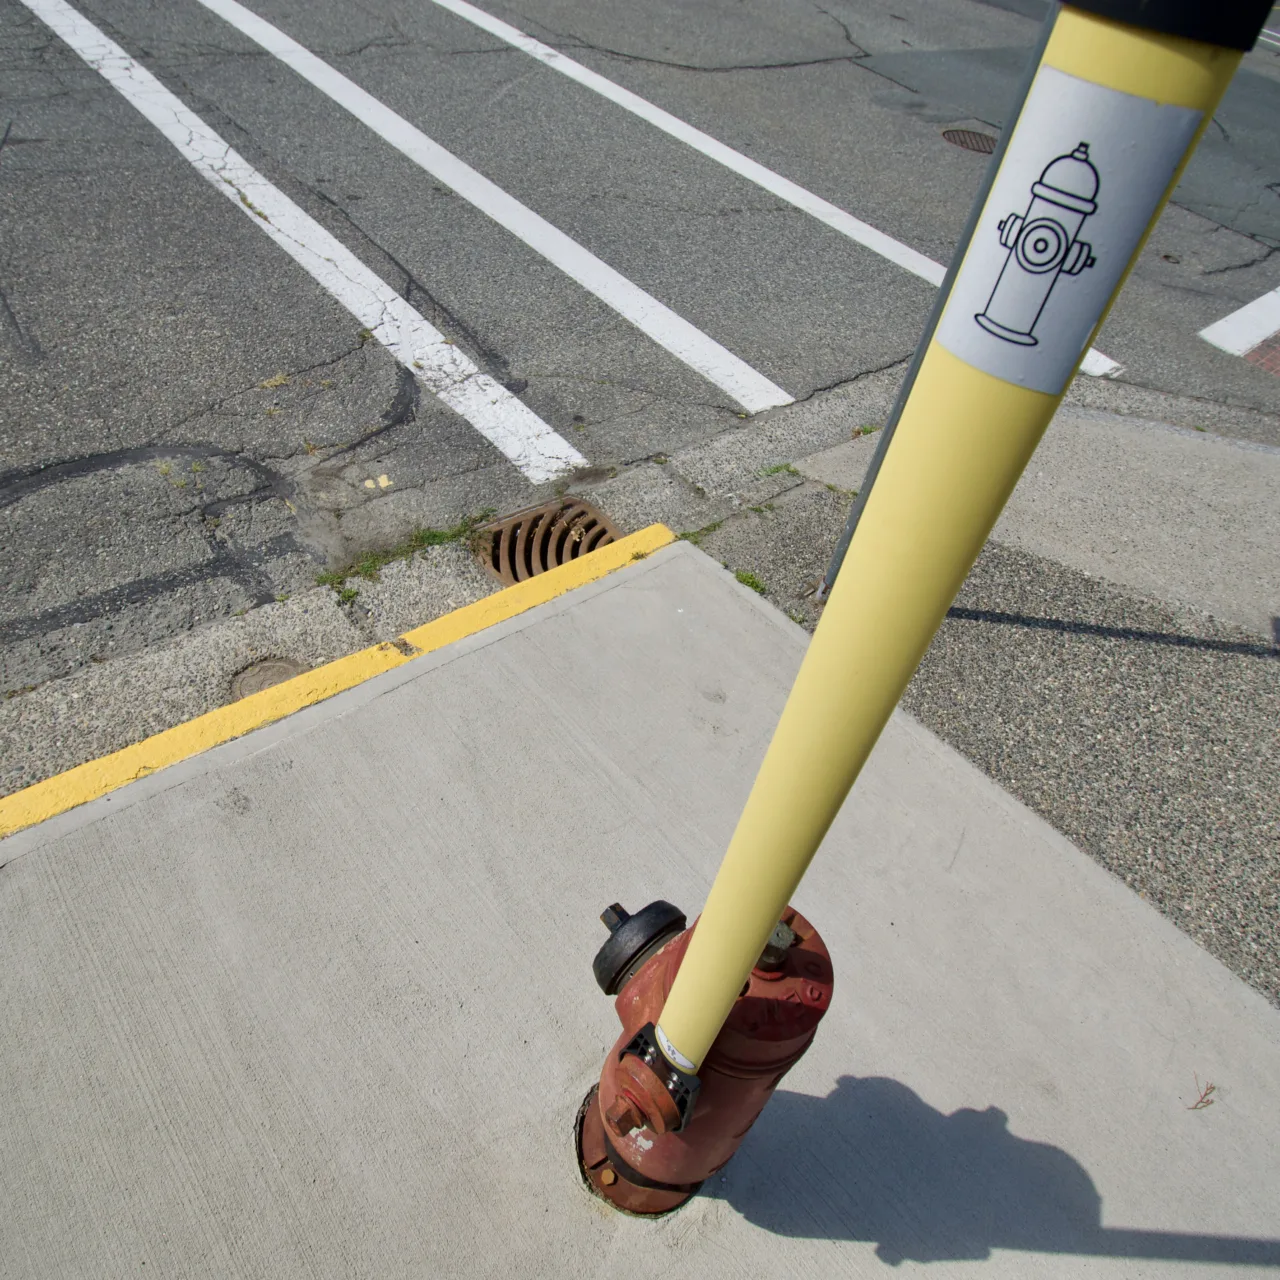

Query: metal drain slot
<box><xmin>480</xmin><ymin>499</ymin><xmax>621</xmax><ymax>586</ymax></box>
<box><xmin>943</xmin><ymin>128</ymin><xmax>998</xmax><ymax>154</ymax></box>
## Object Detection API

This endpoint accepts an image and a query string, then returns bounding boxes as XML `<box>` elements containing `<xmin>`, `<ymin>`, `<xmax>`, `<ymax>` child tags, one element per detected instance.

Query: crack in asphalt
<box><xmin>1201</xmin><ymin>242</ymin><xmax>1280</xmax><ymax>276</ymax></box>
<box><xmin>555</xmin><ymin>38</ymin><xmax>864</xmax><ymax>74</ymax></box>
<box><xmin>503</xmin><ymin>11</ymin><xmax>868</xmax><ymax>74</ymax></box>
<box><xmin>303</xmin><ymin>183</ymin><xmax>526</xmax><ymax>393</ymax></box>
<box><xmin>784</xmin><ymin>353</ymin><xmax>911</xmax><ymax>406</ymax></box>
<box><xmin>95</xmin><ymin>56</ymin><xmax>505</xmax><ymax>412</ymax></box>
<box><xmin>442</xmin><ymin>45</ymin><xmax>534</xmax><ymax>57</ymax></box>
<box><xmin>0</xmin><ymin>279</ymin><xmax>42</xmax><ymax>360</ymax></box>
<box><xmin>810</xmin><ymin>2</ymin><xmax>869</xmax><ymax>57</ymax></box>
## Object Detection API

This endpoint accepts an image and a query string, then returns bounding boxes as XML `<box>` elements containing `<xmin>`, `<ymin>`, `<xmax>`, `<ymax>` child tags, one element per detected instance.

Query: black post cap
<box><xmin>1066</xmin><ymin>0</ymin><xmax>1272</xmax><ymax>52</ymax></box>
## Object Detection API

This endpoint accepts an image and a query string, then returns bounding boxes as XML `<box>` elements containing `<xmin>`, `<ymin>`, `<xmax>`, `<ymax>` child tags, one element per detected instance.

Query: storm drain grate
<box><xmin>943</xmin><ymin>128</ymin><xmax>998</xmax><ymax>154</ymax></box>
<box><xmin>478</xmin><ymin>498</ymin><xmax>621</xmax><ymax>586</ymax></box>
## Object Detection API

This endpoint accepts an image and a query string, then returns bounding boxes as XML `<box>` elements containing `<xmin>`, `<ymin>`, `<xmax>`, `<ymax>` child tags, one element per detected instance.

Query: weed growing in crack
<box><xmin>853</xmin><ymin>424</ymin><xmax>880</xmax><ymax>438</ymax></box>
<box><xmin>735</xmin><ymin>570</ymin><xmax>768</xmax><ymax>596</ymax></box>
<box><xmin>238</xmin><ymin>191</ymin><xmax>269</xmax><ymax>221</ymax></box>
<box><xmin>760</xmin><ymin>462</ymin><xmax>799</xmax><ymax>477</ymax></box>
<box><xmin>678</xmin><ymin>519</ymin><xmax>724</xmax><ymax>546</ymax></box>
<box><xmin>316</xmin><ymin>510</ymin><xmax>496</xmax><ymax>595</ymax></box>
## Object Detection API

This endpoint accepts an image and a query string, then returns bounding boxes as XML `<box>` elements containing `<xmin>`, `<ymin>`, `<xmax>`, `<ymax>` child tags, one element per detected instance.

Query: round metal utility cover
<box><xmin>230</xmin><ymin>657</ymin><xmax>309</xmax><ymax>701</ymax></box>
<box><xmin>943</xmin><ymin>128</ymin><xmax>997</xmax><ymax>154</ymax></box>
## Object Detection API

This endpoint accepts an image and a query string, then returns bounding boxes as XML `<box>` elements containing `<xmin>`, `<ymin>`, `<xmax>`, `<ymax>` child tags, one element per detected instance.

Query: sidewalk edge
<box><xmin>0</xmin><ymin>524</ymin><xmax>675</xmax><ymax>840</ymax></box>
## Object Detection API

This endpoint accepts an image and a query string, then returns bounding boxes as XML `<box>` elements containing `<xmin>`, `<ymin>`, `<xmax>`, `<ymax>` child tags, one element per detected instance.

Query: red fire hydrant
<box><xmin>576</xmin><ymin>900</ymin><xmax>833</xmax><ymax>1214</ymax></box>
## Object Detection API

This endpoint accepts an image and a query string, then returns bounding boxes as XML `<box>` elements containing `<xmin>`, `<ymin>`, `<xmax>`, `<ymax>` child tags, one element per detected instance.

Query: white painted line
<box><xmin>18</xmin><ymin>0</ymin><xmax>586</xmax><ymax>484</ymax></box>
<box><xmin>1078</xmin><ymin>348</ymin><xmax>1121</xmax><ymax>377</ymax></box>
<box><xmin>1257</xmin><ymin>28</ymin><xmax>1280</xmax><ymax>51</ymax></box>
<box><xmin>423</xmin><ymin>0</ymin><xmax>1124</xmax><ymax>380</ymax></box>
<box><xmin>192</xmin><ymin>0</ymin><xmax>793</xmax><ymax>415</ymax></box>
<box><xmin>1199</xmin><ymin>285</ymin><xmax>1280</xmax><ymax>357</ymax></box>
<box><xmin>428</xmin><ymin>0</ymin><xmax>944</xmax><ymax>283</ymax></box>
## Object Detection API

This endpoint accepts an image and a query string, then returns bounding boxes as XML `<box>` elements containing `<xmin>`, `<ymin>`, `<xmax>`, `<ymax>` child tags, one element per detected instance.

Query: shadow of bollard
<box><xmin>710</xmin><ymin>1076</ymin><xmax>1280</xmax><ymax>1268</ymax></box>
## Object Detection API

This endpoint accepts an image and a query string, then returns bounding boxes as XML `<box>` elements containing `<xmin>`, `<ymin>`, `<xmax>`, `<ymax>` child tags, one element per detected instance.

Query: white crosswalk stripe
<box><xmin>193</xmin><ymin>0</ymin><xmax>796</xmax><ymax>415</ymax></box>
<box><xmin>17</xmin><ymin>0</ymin><xmax>589</xmax><ymax>484</ymax></box>
<box><xmin>1199</xmin><ymin>285</ymin><xmax>1280</xmax><ymax>357</ymax></box>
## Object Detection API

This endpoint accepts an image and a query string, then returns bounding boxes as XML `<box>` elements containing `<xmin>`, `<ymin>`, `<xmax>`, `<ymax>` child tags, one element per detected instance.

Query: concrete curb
<box><xmin>0</xmin><ymin>524</ymin><xmax>675</xmax><ymax>840</ymax></box>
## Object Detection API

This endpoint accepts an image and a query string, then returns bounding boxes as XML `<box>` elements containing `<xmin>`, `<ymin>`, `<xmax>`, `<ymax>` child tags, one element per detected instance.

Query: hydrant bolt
<box><xmin>604</xmin><ymin>1094</ymin><xmax>642</xmax><ymax>1137</ymax></box>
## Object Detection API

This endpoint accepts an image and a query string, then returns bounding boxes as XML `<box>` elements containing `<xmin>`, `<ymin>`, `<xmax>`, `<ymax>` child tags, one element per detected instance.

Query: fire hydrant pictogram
<box><xmin>975</xmin><ymin>141</ymin><xmax>1100</xmax><ymax>346</ymax></box>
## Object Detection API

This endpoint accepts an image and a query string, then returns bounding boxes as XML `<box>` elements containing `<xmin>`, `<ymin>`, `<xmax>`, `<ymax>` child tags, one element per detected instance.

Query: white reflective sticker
<box><xmin>936</xmin><ymin>66</ymin><xmax>1201</xmax><ymax>395</ymax></box>
<box><xmin>655</xmin><ymin>1023</ymin><xmax>697</xmax><ymax>1072</ymax></box>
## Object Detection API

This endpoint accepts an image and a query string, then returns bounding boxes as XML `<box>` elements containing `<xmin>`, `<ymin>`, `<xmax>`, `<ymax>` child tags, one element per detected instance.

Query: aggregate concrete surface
<box><xmin>2</xmin><ymin>545</ymin><xmax>1279</xmax><ymax>1278</ymax></box>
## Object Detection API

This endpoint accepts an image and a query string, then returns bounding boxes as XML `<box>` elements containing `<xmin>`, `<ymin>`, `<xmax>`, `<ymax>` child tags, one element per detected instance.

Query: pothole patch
<box><xmin>478</xmin><ymin>499</ymin><xmax>621</xmax><ymax>586</ymax></box>
<box><xmin>230</xmin><ymin>657</ymin><xmax>310</xmax><ymax>701</ymax></box>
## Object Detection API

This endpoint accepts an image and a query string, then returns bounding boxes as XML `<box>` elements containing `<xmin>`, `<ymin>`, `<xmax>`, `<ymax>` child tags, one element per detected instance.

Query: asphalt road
<box><xmin>3</xmin><ymin>0</ymin><xmax>1279</xmax><ymax>697</ymax></box>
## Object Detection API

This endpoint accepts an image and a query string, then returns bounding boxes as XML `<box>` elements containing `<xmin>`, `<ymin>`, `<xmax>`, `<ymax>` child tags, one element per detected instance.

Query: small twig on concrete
<box><xmin>1187</xmin><ymin>1073</ymin><xmax>1216</xmax><ymax>1110</ymax></box>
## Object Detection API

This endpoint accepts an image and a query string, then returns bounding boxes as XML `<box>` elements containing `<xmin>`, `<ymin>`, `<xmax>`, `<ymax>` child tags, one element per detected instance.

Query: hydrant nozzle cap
<box><xmin>592</xmin><ymin>899</ymin><xmax>687</xmax><ymax>995</ymax></box>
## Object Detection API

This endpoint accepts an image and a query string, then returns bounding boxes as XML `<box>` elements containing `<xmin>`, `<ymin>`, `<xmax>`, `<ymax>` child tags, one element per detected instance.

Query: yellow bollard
<box><xmin>654</xmin><ymin>3</ymin><xmax>1264</xmax><ymax>1074</ymax></box>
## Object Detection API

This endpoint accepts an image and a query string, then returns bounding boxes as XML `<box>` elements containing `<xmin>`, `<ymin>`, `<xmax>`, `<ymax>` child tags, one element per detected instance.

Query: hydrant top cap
<box><xmin>1038</xmin><ymin>142</ymin><xmax>1099</xmax><ymax>203</ymax></box>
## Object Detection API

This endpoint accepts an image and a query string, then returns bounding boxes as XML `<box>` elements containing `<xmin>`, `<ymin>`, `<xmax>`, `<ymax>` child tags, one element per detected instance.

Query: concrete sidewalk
<box><xmin>2</xmin><ymin>540</ymin><xmax>1278</xmax><ymax>1278</ymax></box>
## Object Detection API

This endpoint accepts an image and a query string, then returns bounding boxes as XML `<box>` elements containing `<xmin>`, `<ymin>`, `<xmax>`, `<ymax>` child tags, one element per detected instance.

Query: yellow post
<box><xmin>654</xmin><ymin>3</ymin><xmax>1262</xmax><ymax>1075</ymax></box>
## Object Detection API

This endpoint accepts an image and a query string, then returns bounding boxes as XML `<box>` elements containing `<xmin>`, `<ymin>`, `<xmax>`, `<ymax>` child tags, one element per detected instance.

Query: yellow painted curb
<box><xmin>0</xmin><ymin>524</ymin><xmax>676</xmax><ymax>840</ymax></box>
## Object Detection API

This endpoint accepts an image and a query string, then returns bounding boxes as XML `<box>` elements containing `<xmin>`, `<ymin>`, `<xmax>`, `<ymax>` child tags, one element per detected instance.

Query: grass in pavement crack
<box><xmin>735</xmin><ymin>569</ymin><xmax>768</xmax><ymax>596</ymax></box>
<box><xmin>317</xmin><ymin>510</ymin><xmax>494</xmax><ymax>599</ymax></box>
<box><xmin>678</xmin><ymin>518</ymin><xmax>725</xmax><ymax>546</ymax></box>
